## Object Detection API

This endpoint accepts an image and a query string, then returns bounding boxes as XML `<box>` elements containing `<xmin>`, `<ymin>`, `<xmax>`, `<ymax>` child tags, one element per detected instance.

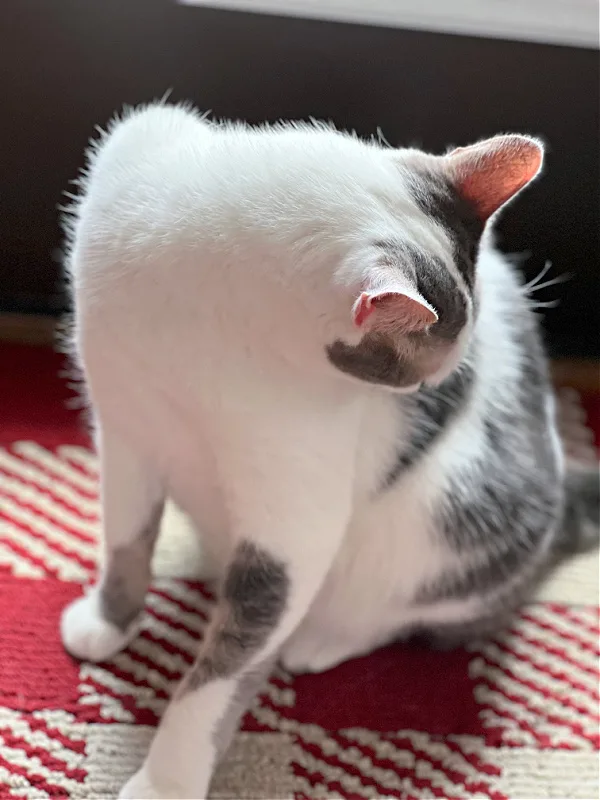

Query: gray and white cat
<box><xmin>60</xmin><ymin>103</ymin><xmax>598</xmax><ymax>798</ymax></box>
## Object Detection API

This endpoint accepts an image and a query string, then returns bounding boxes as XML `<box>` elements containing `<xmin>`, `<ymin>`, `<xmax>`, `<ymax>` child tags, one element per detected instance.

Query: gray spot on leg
<box><xmin>100</xmin><ymin>501</ymin><xmax>164</xmax><ymax>631</ymax></box>
<box><xmin>179</xmin><ymin>541</ymin><xmax>289</xmax><ymax>695</ymax></box>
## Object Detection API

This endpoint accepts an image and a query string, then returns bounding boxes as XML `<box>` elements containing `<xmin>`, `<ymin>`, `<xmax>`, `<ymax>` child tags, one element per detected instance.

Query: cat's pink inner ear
<box><xmin>353</xmin><ymin>290</ymin><xmax>438</xmax><ymax>333</ymax></box>
<box><xmin>448</xmin><ymin>135</ymin><xmax>543</xmax><ymax>221</ymax></box>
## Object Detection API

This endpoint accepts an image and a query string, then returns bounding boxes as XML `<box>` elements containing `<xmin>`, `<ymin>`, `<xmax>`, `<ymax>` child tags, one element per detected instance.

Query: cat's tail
<box><xmin>554</xmin><ymin>467</ymin><xmax>600</xmax><ymax>556</ymax></box>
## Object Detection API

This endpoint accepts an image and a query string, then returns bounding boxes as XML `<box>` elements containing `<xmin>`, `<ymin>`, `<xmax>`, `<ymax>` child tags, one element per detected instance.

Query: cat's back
<box><xmin>67</xmin><ymin>103</ymin><xmax>394</xmax><ymax>281</ymax></box>
<box><xmin>66</xmin><ymin>104</ymin><xmax>214</xmax><ymax>272</ymax></box>
<box><xmin>66</xmin><ymin>103</ymin><xmax>370</xmax><ymax>427</ymax></box>
<box><xmin>67</xmin><ymin>104</ymin><xmax>266</xmax><ymax>383</ymax></box>
<box><xmin>65</xmin><ymin>103</ymin><xmax>398</xmax><ymax>398</ymax></box>
<box><xmin>65</xmin><ymin>106</ymin><xmax>249</xmax><ymax>533</ymax></box>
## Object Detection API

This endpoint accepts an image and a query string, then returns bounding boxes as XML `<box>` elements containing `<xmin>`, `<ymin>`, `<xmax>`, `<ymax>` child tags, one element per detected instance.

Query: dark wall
<box><xmin>1</xmin><ymin>0</ymin><xmax>598</xmax><ymax>357</ymax></box>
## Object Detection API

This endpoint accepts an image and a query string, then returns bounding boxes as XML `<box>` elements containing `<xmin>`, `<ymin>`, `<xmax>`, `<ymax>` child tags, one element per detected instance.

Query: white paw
<box><xmin>118</xmin><ymin>765</ymin><xmax>162</xmax><ymax>799</ymax></box>
<box><xmin>119</xmin><ymin>764</ymin><xmax>208</xmax><ymax>799</ymax></box>
<box><xmin>281</xmin><ymin>638</ymin><xmax>345</xmax><ymax>675</ymax></box>
<box><xmin>61</xmin><ymin>588</ymin><xmax>137</xmax><ymax>662</ymax></box>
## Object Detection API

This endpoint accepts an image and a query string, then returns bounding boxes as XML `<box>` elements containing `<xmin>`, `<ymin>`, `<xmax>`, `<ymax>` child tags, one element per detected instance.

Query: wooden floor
<box><xmin>0</xmin><ymin>313</ymin><xmax>58</xmax><ymax>347</ymax></box>
<box><xmin>551</xmin><ymin>360</ymin><xmax>599</xmax><ymax>392</ymax></box>
<box><xmin>1</xmin><ymin>313</ymin><xmax>598</xmax><ymax>392</ymax></box>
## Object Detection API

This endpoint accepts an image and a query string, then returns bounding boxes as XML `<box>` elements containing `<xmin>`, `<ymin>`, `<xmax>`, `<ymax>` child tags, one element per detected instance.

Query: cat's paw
<box><xmin>119</xmin><ymin>765</ymin><xmax>208</xmax><ymax>800</ymax></box>
<box><xmin>118</xmin><ymin>766</ymin><xmax>163</xmax><ymax>799</ymax></box>
<box><xmin>280</xmin><ymin>638</ymin><xmax>346</xmax><ymax>674</ymax></box>
<box><xmin>61</xmin><ymin>589</ymin><xmax>137</xmax><ymax>662</ymax></box>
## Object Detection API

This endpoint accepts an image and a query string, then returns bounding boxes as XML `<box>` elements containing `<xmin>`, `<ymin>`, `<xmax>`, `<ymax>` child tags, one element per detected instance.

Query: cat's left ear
<box><xmin>445</xmin><ymin>134</ymin><xmax>544</xmax><ymax>222</ymax></box>
<box><xmin>352</xmin><ymin>285</ymin><xmax>438</xmax><ymax>332</ymax></box>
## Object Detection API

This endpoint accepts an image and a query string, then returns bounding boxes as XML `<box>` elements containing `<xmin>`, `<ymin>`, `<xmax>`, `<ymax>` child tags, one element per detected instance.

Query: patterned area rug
<box><xmin>0</xmin><ymin>343</ymin><xmax>598</xmax><ymax>799</ymax></box>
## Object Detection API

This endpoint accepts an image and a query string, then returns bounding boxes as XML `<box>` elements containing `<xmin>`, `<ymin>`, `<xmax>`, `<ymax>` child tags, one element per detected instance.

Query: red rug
<box><xmin>0</xmin><ymin>343</ymin><xmax>598</xmax><ymax>799</ymax></box>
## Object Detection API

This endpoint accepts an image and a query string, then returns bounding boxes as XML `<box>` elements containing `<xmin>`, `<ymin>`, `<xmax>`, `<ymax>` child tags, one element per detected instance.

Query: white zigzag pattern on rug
<box><xmin>0</xmin><ymin>441</ymin><xmax>598</xmax><ymax>799</ymax></box>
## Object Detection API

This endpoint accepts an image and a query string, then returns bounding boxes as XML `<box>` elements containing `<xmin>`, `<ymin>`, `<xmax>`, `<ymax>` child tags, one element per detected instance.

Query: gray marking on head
<box><xmin>100</xmin><ymin>501</ymin><xmax>164</xmax><ymax>632</ymax></box>
<box><xmin>413</xmin><ymin>254</ymin><xmax>469</xmax><ymax>341</ymax></box>
<box><xmin>327</xmin><ymin>237</ymin><xmax>472</xmax><ymax>389</ymax></box>
<box><xmin>326</xmin><ymin>334</ymin><xmax>421</xmax><ymax>389</ymax></box>
<box><xmin>178</xmin><ymin>541</ymin><xmax>288</xmax><ymax>696</ymax></box>
<box><xmin>406</xmin><ymin>172</ymin><xmax>484</xmax><ymax>291</ymax></box>
<box><xmin>372</xmin><ymin>240</ymin><xmax>469</xmax><ymax>341</ymax></box>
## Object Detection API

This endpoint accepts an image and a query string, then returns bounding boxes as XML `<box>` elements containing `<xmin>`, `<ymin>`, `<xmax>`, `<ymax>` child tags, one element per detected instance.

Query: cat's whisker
<box><xmin>528</xmin><ymin>299</ymin><xmax>561</xmax><ymax>310</ymax></box>
<box><xmin>523</xmin><ymin>259</ymin><xmax>553</xmax><ymax>291</ymax></box>
<box><xmin>376</xmin><ymin>127</ymin><xmax>393</xmax><ymax>149</ymax></box>
<box><xmin>527</xmin><ymin>274</ymin><xmax>571</xmax><ymax>294</ymax></box>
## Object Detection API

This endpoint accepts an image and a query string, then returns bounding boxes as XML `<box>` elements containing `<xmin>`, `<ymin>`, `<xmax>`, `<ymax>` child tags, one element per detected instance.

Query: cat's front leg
<box><xmin>61</xmin><ymin>426</ymin><xmax>164</xmax><ymax>661</ymax></box>
<box><xmin>119</xmin><ymin>453</ymin><xmax>352</xmax><ymax>798</ymax></box>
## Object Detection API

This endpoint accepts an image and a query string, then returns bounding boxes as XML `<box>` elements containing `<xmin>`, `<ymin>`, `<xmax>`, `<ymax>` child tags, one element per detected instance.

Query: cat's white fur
<box><xmin>61</xmin><ymin>103</ymin><xmax>561</xmax><ymax>797</ymax></box>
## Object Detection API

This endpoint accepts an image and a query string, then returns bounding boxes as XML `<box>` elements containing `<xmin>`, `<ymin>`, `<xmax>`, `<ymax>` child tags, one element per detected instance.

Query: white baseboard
<box><xmin>178</xmin><ymin>0</ymin><xmax>599</xmax><ymax>49</ymax></box>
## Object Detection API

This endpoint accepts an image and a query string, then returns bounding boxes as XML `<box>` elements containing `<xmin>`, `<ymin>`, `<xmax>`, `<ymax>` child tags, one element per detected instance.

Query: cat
<box><xmin>59</xmin><ymin>102</ymin><xmax>599</xmax><ymax>799</ymax></box>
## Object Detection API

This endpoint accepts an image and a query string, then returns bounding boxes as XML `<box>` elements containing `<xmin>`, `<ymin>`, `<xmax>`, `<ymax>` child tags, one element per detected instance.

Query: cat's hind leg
<box><xmin>61</xmin><ymin>426</ymin><xmax>164</xmax><ymax>661</ymax></box>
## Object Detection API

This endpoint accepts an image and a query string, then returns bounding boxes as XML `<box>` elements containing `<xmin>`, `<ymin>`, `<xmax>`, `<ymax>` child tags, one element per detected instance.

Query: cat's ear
<box><xmin>352</xmin><ymin>284</ymin><xmax>438</xmax><ymax>333</ymax></box>
<box><xmin>446</xmin><ymin>134</ymin><xmax>544</xmax><ymax>222</ymax></box>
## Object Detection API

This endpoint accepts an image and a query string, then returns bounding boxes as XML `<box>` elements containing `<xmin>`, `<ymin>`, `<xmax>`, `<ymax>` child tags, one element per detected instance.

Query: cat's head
<box><xmin>326</xmin><ymin>134</ymin><xmax>543</xmax><ymax>391</ymax></box>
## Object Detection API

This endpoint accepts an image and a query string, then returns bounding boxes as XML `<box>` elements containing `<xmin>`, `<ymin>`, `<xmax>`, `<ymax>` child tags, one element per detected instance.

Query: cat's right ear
<box><xmin>445</xmin><ymin>134</ymin><xmax>544</xmax><ymax>222</ymax></box>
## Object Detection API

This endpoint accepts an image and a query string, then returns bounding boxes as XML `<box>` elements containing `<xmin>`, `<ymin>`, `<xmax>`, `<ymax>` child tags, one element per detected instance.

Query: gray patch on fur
<box><xmin>326</xmin><ymin>234</ymin><xmax>468</xmax><ymax>389</ymax></box>
<box><xmin>412</xmin><ymin>612</ymin><xmax>515</xmax><ymax>650</ymax></box>
<box><xmin>413</xmin><ymin>316</ymin><xmax>566</xmax><ymax>617</ymax></box>
<box><xmin>416</xmin><ymin>546</ymin><xmax>529</xmax><ymax>605</ymax></box>
<box><xmin>372</xmin><ymin>181</ymin><xmax>596</xmax><ymax>645</ymax></box>
<box><xmin>326</xmin><ymin>334</ymin><xmax>421</xmax><ymax>388</ymax></box>
<box><xmin>406</xmin><ymin>172</ymin><xmax>484</xmax><ymax>291</ymax></box>
<box><xmin>413</xmin><ymin>256</ymin><xmax>469</xmax><ymax>341</ymax></box>
<box><xmin>555</xmin><ymin>467</ymin><xmax>600</xmax><ymax>554</ymax></box>
<box><xmin>179</xmin><ymin>541</ymin><xmax>288</xmax><ymax>696</ymax></box>
<box><xmin>100</xmin><ymin>501</ymin><xmax>164</xmax><ymax>631</ymax></box>
<box><xmin>372</xmin><ymin>240</ymin><xmax>469</xmax><ymax>341</ymax></box>
<box><xmin>415</xmin><ymin>458</ymin><xmax>561</xmax><ymax>613</ymax></box>
<box><xmin>440</xmin><ymin>464</ymin><xmax>561</xmax><ymax>555</ymax></box>
<box><xmin>447</xmin><ymin>319</ymin><xmax>558</xmax><ymax>552</ymax></box>
<box><xmin>327</xmin><ymin>239</ymin><xmax>472</xmax><ymax>389</ymax></box>
<box><xmin>384</xmin><ymin>360</ymin><xmax>475</xmax><ymax>486</ymax></box>
<box><xmin>412</xmin><ymin>455</ymin><xmax>597</xmax><ymax>647</ymax></box>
